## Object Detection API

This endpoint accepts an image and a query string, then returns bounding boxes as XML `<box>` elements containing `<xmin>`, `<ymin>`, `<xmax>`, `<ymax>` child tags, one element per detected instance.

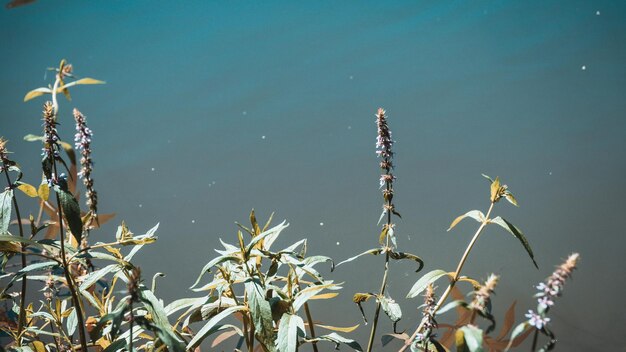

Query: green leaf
<box><xmin>23</xmin><ymin>87</ymin><xmax>52</xmax><ymax>102</ymax></box>
<box><xmin>389</xmin><ymin>251</ymin><xmax>424</xmax><ymax>272</ymax></box>
<box><xmin>139</xmin><ymin>287</ymin><xmax>186</xmax><ymax>352</ymax></box>
<box><xmin>459</xmin><ymin>325</ymin><xmax>484</xmax><ymax>352</ymax></box>
<box><xmin>0</xmin><ymin>190</ymin><xmax>13</xmax><ymax>233</ymax></box>
<box><xmin>379</xmin><ymin>295</ymin><xmax>402</xmax><ymax>322</ymax></box>
<box><xmin>407</xmin><ymin>269</ymin><xmax>448</xmax><ymax>299</ymax></box>
<box><xmin>23</xmin><ymin>134</ymin><xmax>44</xmax><ymax>142</ymax></box>
<box><xmin>187</xmin><ymin>305</ymin><xmax>246</xmax><ymax>349</ymax></box>
<box><xmin>66</xmin><ymin>308</ymin><xmax>77</xmax><ymax>336</ymax></box>
<box><xmin>56</xmin><ymin>188</ymin><xmax>83</xmax><ymax>243</ymax></box>
<box><xmin>481</xmin><ymin>174</ymin><xmax>494</xmax><ymax>183</ymax></box>
<box><xmin>276</xmin><ymin>313</ymin><xmax>305</xmax><ymax>352</ymax></box>
<box><xmin>334</xmin><ymin>248</ymin><xmax>382</xmax><ymax>270</ymax></box>
<box><xmin>189</xmin><ymin>254</ymin><xmax>241</xmax><ymax>290</ymax></box>
<box><xmin>79</xmin><ymin>264</ymin><xmax>120</xmax><ymax>291</ymax></box>
<box><xmin>309</xmin><ymin>333</ymin><xmax>363</xmax><ymax>351</ymax></box>
<box><xmin>293</xmin><ymin>282</ymin><xmax>338</xmax><ymax>311</ymax></box>
<box><xmin>490</xmin><ymin>217</ymin><xmax>538</xmax><ymax>268</ymax></box>
<box><xmin>505</xmin><ymin>322</ymin><xmax>530</xmax><ymax>351</ymax></box>
<box><xmin>246</xmin><ymin>281</ymin><xmax>277</xmax><ymax>351</ymax></box>
<box><xmin>448</xmin><ymin>210</ymin><xmax>485</xmax><ymax>231</ymax></box>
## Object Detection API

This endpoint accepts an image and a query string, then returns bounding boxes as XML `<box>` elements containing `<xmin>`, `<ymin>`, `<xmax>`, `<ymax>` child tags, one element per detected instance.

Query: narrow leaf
<box><xmin>186</xmin><ymin>305</ymin><xmax>246</xmax><ymax>349</ymax></box>
<box><xmin>23</xmin><ymin>87</ymin><xmax>52</xmax><ymax>102</ymax></box>
<box><xmin>448</xmin><ymin>210</ymin><xmax>485</xmax><ymax>231</ymax></box>
<box><xmin>56</xmin><ymin>188</ymin><xmax>83</xmax><ymax>243</ymax></box>
<box><xmin>407</xmin><ymin>269</ymin><xmax>448</xmax><ymax>299</ymax></box>
<box><xmin>334</xmin><ymin>248</ymin><xmax>382</xmax><ymax>270</ymax></box>
<box><xmin>459</xmin><ymin>325</ymin><xmax>484</xmax><ymax>352</ymax></box>
<box><xmin>276</xmin><ymin>313</ymin><xmax>304</xmax><ymax>352</ymax></box>
<box><xmin>490</xmin><ymin>217</ymin><xmax>538</xmax><ymax>268</ymax></box>
<box><xmin>0</xmin><ymin>190</ymin><xmax>13</xmax><ymax>233</ymax></box>
<box><xmin>316</xmin><ymin>323</ymin><xmax>360</xmax><ymax>333</ymax></box>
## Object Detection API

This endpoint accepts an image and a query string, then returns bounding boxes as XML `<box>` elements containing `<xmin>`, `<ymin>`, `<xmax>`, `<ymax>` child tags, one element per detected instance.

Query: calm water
<box><xmin>1</xmin><ymin>1</ymin><xmax>625</xmax><ymax>350</ymax></box>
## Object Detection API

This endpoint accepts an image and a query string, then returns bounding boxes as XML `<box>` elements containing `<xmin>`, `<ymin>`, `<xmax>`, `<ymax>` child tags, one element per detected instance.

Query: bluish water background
<box><xmin>1</xmin><ymin>1</ymin><xmax>625</xmax><ymax>350</ymax></box>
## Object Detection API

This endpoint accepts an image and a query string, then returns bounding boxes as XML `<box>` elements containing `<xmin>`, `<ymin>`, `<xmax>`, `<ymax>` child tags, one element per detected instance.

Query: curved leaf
<box><xmin>389</xmin><ymin>251</ymin><xmax>424</xmax><ymax>272</ymax></box>
<box><xmin>448</xmin><ymin>210</ymin><xmax>485</xmax><ymax>231</ymax></box>
<box><xmin>24</xmin><ymin>87</ymin><xmax>52</xmax><ymax>102</ymax></box>
<box><xmin>334</xmin><ymin>248</ymin><xmax>382</xmax><ymax>270</ymax></box>
<box><xmin>276</xmin><ymin>313</ymin><xmax>305</xmax><ymax>352</ymax></box>
<box><xmin>407</xmin><ymin>269</ymin><xmax>448</xmax><ymax>299</ymax></box>
<box><xmin>17</xmin><ymin>183</ymin><xmax>38</xmax><ymax>198</ymax></box>
<box><xmin>0</xmin><ymin>190</ymin><xmax>13</xmax><ymax>233</ymax></box>
<box><xmin>56</xmin><ymin>188</ymin><xmax>83</xmax><ymax>243</ymax></box>
<box><xmin>490</xmin><ymin>217</ymin><xmax>538</xmax><ymax>268</ymax></box>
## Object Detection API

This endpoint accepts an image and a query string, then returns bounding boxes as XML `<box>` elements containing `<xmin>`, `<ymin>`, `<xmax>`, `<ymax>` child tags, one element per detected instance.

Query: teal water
<box><xmin>1</xmin><ymin>1</ymin><xmax>625</xmax><ymax>350</ymax></box>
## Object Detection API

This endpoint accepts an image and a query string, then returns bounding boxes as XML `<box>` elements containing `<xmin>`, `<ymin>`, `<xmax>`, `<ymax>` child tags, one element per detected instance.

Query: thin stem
<box><xmin>129</xmin><ymin>301</ymin><xmax>134</xmax><ymax>352</ymax></box>
<box><xmin>51</xmin><ymin>148</ymin><xmax>88</xmax><ymax>352</ymax></box>
<box><xmin>2</xmin><ymin>168</ymin><xmax>27</xmax><ymax>337</ymax></box>
<box><xmin>399</xmin><ymin>202</ymin><xmax>495</xmax><ymax>352</ymax></box>
<box><xmin>530</xmin><ymin>329</ymin><xmax>539</xmax><ymax>351</ymax></box>
<box><xmin>367</xmin><ymin>182</ymin><xmax>393</xmax><ymax>352</ymax></box>
<box><xmin>304</xmin><ymin>302</ymin><xmax>319</xmax><ymax>352</ymax></box>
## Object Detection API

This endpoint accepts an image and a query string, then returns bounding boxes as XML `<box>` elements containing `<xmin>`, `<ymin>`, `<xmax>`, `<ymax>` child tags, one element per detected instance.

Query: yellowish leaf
<box><xmin>30</xmin><ymin>341</ymin><xmax>45</xmax><ymax>352</ymax></box>
<box><xmin>315</xmin><ymin>323</ymin><xmax>360</xmax><ymax>333</ymax></box>
<box><xmin>490</xmin><ymin>176</ymin><xmax>501</xmax><ymax>202</ymax></box>
<box><xmin>23</xmin><ymin>87</ymin><xmax>52</xmax><ymax>102</ymax></box>
<box><xmin>38</xmin><ymin>183</ymin><xmax>49</xmax><ymax>201</ymax></box>
<box><xmin>17</xmin><ymin>183</ymin><xmax>38</xmax><ymax>197</ymax></box>
<box><xmin>448</xmin><ymin>214</ymin><xmax>466</xmax><ymax>231</ymax></box>
<box><xmin>310</xmin><ymin>292</ymin><xmax>339</xmax><ymax>300</ymax></box>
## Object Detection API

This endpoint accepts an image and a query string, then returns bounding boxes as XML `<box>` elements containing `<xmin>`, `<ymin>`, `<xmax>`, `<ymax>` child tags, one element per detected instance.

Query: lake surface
<box><xmin>1</xmin><ymin>1</ymin><xmax>625</xmax><ymax>350</ymax></box>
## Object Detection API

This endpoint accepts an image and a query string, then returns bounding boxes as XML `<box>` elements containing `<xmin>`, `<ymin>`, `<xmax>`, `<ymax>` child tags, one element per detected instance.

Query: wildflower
<box><xmin>42</xmin><ymin>101</ymin><xmax>60</xmax><ymax>161</ymax></box>
<box><xmin>418</xmin><ymin>283</ymin><xmax>437</xmax><ymax>342</ymax></box>
<box><xmin>535</xmin><ymin>253</ymin><xmax>579</xmax><ymax>313</ymax></box>
<box><xmin>73</xmin><ymin>109</ymin><xmax>98</xmax><ymax>228</ymax></box>
<box><xmin>469</xmin><ymin>274</ymin><xmax>499</xmax><ymax>313</ymax></box>
<box><xmin>525</xmin><ymin>310</ymin><xmax>550</xmax><ymax>330</ymax></box>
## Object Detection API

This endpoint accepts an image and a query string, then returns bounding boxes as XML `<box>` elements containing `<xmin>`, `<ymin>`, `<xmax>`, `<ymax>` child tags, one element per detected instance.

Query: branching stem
<box><xmin>399</xmin><ymin>202</ymin><xmax>495</xmax><ymax>352</ymax></box>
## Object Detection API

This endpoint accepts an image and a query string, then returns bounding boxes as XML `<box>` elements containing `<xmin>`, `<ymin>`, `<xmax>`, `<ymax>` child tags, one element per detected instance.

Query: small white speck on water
<box><xmin>167</xmin><ymin>140</ymin><xmax>171</xmax><ymax>144</ymax></box>
<box><xmin>212</xmin><ymin>181</ymin><xmax>216</xmax><ymax>185</ymax></box>
<box><xmin>151</xmin><ymin>167</ymin><xmax>155</xmax><ymax>171</ymax></box>
<box><xmin>191</xmin><ymin>219</ymin><xmax>195</xmax><ymax>224</ymax></box>
<box><xmin>320</xmin><ymin>222</ymin><xmax>324</xmax><ymax>226</ymax></box>
<box><xmin>581</xmin><ymin>65</ymin><xmax>587</xmax><ymax>70</ymax></box>
<box><xmin>138</xmin><ymin>204</ymin><xmax>143</xmax><ymax>208</ymax></box>
<box><xmin>336</xmin><ymin>241</ymin><xmax>340</xmax><ymax>246</ymax></box>
<box><xmin>349</xmin><ymin>75</ymin><xmax>354</xmax><ymax>80</ymax></box>
<box><xmin>596</xmin><ymin>10</ymin><xmax>601</xmax><ymax>15</ymax></box>
<box><xmin>261</xmin><ymin>135</ymin><xmax>266</xmax><ymax>140</ymax></box>
<box><xmin>549</xmin><ymin>171</ymin><xmax>552</xmax><ymax>176</ymax></box>
<box><xmin>347</xmin><ymin>125</ymin><xmax>352</xmax><ymax>130</ymax></box>
<box><xmin>242</xmin><ymin>111</ymin><xmax>247</xmax><ymax>115</ymax></box>
<box><xmin>407</xmin><ymin>234</ymin><xmax>411</xmax><ymax>241</ymax></box>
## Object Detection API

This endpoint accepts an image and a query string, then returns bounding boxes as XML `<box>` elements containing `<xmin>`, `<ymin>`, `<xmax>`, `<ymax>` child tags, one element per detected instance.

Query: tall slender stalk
<box><xmin>366</xmin><ymin>108</ymin><xmax>397</xmax><ymax>352</ymax></box>
<box><xmin>0</xmin><ymin>147</ymin><xmax>27</xmax><ymax>337</ymax></box>
<box><xmin>399</xmin><ymin>202</ymin><xmax>495</xmax><ymax>352</ymax></box>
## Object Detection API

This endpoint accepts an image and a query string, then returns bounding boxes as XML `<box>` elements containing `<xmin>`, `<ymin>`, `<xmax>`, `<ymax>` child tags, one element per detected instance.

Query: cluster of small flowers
<box><xmin>469</xmin><ymin>274</ymin><xmax>499</xmax><ymax>313</ymax></box>
<box><xmin>526</xmin><ymin>253</ymin><xmax>579</xmax><ymax>330</ymax></box>
<box><xmin>375</xmin><ymin>108</ymin><xmax>399</xmax><ymax>223</ymax></box>
<box><xmin>42</xmin><ymin>101</ymin><xmax>60</xmax><ymax>161</ymax></box>
<box><xmin>416</xmin><ymin>283</ymin><xmax>438</xmax><ymax>342</ymax></box>
<box><xmin>73</xmin><ymin>109</ymin><xmax>98</xmax><ymax>225</ymax></box>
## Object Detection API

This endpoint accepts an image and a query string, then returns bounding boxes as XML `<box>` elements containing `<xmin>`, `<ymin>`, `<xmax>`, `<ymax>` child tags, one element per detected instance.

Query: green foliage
<box><xmin>0</xmin><ymin>60</ymin><xmax>580</xmax><ymax>352</ymax></box>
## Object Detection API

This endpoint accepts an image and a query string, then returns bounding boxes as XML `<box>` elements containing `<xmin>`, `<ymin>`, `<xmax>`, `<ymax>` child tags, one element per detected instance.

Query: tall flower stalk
<box><xmin>0</xmin><ymin>139</ymin><xmax>27</xmax><ymax>338</ymax></box>
<box><xmin>367</xmin><ymin>108</ymin><xmax>400</xmax><ymax>352</ymax></box>
<box><xmin>41</xmin><ymin>62</ymin><xmax>89</xmax><ymax>351</ymax></box>
<box><xmin>73</xmin><ymin>108</ymin><xmax>98</xmax><ymax>234</ymax></box>
<box><xmin>526</xmin><ymin>253</ymin><xmax>579</xmax><ymax>351</ymax></box>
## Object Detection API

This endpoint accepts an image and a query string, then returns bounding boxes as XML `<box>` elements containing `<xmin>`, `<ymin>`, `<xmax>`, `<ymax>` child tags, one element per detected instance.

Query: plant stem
<box><xmin>530</xmin><ymin>329</ymin><xmax>539</xmax><ymax>351</ymax></box>
<box><xmin>129</xmin><ymin>301</ymin><xmax>133</xmax><ymax>352</ymax></box>
<box><xmin>399</xmin><ymin>202</ymin><xmax>495</xmax><ymax>352</ymax></box>
<box><xmin>52</xmin><ymin>150</ymin><xmax>88</xmax><ymax>352</ymax></box>
<box><xmin>2</xmin><ymin>169</ymin><xmax>27</xmax><ymax>338</ymax></box>
<box><xmin>303</xmin><ymin>302</ymin><xmax>319</xmax><ymax>352</ymax></box>
<box><xmin>367</xmin><ymin>184</ymin><xmax>393</xmax><ymax>352</ymax></box>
